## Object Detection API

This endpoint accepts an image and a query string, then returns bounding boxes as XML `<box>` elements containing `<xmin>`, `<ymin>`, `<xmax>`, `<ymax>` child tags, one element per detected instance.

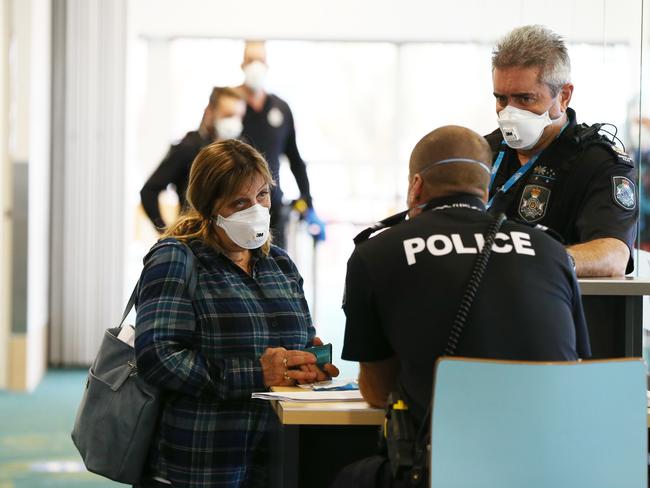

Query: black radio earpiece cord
<box><xmin>444</xmin><ymin>212</ymin><xmax>507</xmax><ymax>355</ymax></box>
<box><xmin>572</xmin><ymin>122</ymin><xmax>626</xmax><ymax>152</ymax></box>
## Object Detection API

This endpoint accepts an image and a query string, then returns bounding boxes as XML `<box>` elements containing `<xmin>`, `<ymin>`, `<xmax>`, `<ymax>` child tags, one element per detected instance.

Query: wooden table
<box><xmin>269</xmin><ymin>387</ymin><xmax>383</xmax><ymax>488</ymax></box>
<box><xmin>270</xmin><ymin>387</ymin><xmax>384</xmax><ymax>425</ymax></box>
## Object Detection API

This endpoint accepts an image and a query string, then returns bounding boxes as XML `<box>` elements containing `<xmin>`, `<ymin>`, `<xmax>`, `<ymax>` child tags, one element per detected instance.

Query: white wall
<box><xmin>130</xmin><ymin>0</ymin><xmax>640</xmax><ymax>44</ymax></box>
<box><xmin>26</xmin><ymin>0</ymin><xmax>51</xmax><ymax>389</ymax></box>
<box><xmin>0</xmin><ymin>0</ymin><xmax>11</xmax><ymax>389</ymax></box>
<box><xmin>0</xmin><ymin>0</ymin><xmax>51</xmax><ymax>390</ymax></box>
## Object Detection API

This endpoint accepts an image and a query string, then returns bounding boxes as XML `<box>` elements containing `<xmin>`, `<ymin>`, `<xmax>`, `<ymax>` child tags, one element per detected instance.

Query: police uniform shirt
<box><xmin>486</xmin><ymin>108</ymin><xmax>638</xmax><ymax>273</ymax></box>
<box><xmin>341</xmin><ymin>194</ymin><xmax>590</xmax><ymax>421</ymax></box>
<box><xmin>241</xmin><ymin>94</ymin><xmax>312</xmax><ymax>208</ymax></box>
<box><xmin>140</xmin><ymin>131</ymin><xmax>210</xmax><ymax>230</ymax></box>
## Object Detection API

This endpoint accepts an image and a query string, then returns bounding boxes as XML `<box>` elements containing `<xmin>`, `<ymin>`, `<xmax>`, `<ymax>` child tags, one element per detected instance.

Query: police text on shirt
<box><xmin>403</xmin><ymin>231</ymin><xmax>535</xmax><ymax>265</ymax></box>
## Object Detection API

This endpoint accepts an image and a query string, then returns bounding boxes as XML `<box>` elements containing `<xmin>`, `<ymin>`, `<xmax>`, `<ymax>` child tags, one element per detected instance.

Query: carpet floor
<box><xmin>0</xmin><ymin>369</ymin><xmax>122</xmax><ymax>488</ymax></box>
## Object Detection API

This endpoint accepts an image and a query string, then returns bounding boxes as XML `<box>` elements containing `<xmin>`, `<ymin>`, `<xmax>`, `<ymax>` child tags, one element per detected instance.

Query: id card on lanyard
<box><xmin>487</xmin><ymin>121</ymin><xmax>569</xmax><ymax>209</ymax></box>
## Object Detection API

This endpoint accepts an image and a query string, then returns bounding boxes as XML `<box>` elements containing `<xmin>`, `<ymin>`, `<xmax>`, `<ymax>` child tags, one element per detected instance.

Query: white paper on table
<box><xmin>251</xmin><ymin>390</ymin><xmax>363</xmax><ymax>402</ymax></box>
<box><xmin>296</xmin><ymin>378</ymin><xmax>359</xmax><ymax>391</ymax></box>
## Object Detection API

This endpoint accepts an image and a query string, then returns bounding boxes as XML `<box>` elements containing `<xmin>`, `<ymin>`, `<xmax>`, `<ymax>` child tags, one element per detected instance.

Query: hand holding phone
<box><xmin>303</xmin><ymin>343</ymin><xmax>332</xmax><ymax>367</ymax></box>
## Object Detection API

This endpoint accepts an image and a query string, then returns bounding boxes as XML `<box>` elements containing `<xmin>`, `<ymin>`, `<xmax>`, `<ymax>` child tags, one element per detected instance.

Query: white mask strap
<box><xmin>420</xmin><ymin>158</ymin><xmax>491</xmax><ymax>175</ymax></box>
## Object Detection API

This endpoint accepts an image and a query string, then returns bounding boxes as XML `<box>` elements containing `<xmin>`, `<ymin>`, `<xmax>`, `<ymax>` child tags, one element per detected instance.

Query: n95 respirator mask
<box><xmin>243</xmin><ymin>61</ymin><xmax>268</xmax><ymax>92</ymax></box>
<box><xmin>215</xmin><ymin>116</ymin><xmax>243</xmax><ymax>140</ymax></box>
<box><xmin>497</xmin><ymin>105</ymin><xmax>553</xmax><ymax>150</ymax></box>
<box><xmin>215</xmin><ymin>204</ymin><xmax>270</xmax><ymax>249</ymax></box>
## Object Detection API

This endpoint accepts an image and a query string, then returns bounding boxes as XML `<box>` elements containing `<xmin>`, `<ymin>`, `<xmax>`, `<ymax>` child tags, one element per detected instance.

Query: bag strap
<box><xmin>406</xmin><ymin>213</ymin><xmax>507</xmax><ymax>482</ymax></box>
<box><xmin>118</xmin><ymin>242</ymin><xmax>198</xmax><ymax>327</ymax></box>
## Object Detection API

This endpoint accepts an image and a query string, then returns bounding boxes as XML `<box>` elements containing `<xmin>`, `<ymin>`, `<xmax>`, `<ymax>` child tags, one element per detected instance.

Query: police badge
<box><xmin>518</xmin><ymin>184</ymin><xmax>550</xmax><ymax>223</ymax></box>
<box><xmin>267</xmin><ymin>107</ymin><xmax>284</xmax><ymax>128</ymax></box>
<box><xmin>611</xmin><ymin>176</ymin><xmax>636</xmax><ymax>210</ymax></box>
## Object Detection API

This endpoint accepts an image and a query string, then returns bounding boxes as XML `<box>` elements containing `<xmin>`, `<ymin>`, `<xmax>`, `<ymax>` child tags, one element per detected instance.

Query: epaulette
<box><xmin>353</xmin><ymin>209</ymin><xmax>409</xmax><ymax>245</ymax></box>
<box><xmin>571</xmin><ymin>123</ymin><xmax>634</xmax><ymax>167</ymax></box>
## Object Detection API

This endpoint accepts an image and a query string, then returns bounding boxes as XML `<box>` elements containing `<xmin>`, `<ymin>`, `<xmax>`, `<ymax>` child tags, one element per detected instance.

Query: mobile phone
<box><xmin>304</xmin><ymin>343</ymin><xmax>332</xmax><ymax>366</ymax></box>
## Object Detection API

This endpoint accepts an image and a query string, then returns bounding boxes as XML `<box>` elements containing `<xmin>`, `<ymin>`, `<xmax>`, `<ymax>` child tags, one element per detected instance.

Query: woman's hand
<box><xmin>260</xmin><ymin>347</ymin><xmax>318</xmax><ymax>387</ymax></box>
<box><xmin>297</xmin><ymin>337</ymin><xmax>341</xmax><ymax>384</ymax></box>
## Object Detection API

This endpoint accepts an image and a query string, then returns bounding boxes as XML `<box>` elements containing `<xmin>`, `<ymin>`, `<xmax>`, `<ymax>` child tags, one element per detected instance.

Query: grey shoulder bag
<box><xmin>71</xmin><ymin>242</ymin><xmax>197</xmax><ymax>484</ymax></box>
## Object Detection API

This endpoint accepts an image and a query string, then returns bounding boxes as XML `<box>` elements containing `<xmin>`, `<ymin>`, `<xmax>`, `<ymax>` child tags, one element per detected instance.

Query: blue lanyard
<box><xmin>487</xmin><ymin>152</ymin><xmax>540</xmax><ymax>208</ymax></box>
<box><xmin>488</xmin><ymin>150</ymin><xmax>506</xmax><ymax>190</ymax></box>
<box><xmin>487</xmin><ymin>120</ymin><xmax>570</xmax><ymax>209</ymax></box>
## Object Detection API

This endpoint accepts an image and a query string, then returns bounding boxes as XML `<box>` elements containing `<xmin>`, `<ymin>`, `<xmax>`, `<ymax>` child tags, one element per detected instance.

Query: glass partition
<box><xmin>639</xmin><ymin>0</ymin><xmax>650</xmax><ymax>368</ymax></box>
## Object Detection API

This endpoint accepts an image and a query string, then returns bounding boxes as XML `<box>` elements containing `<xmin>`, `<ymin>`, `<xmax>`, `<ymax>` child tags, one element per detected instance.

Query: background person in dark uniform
<box><xmin>140</xmin><ymin>87</ymin><xmax>246</xmax><ymax>232</ymax></box>
<box><xmin>486</xmin><ymin>24</ymin><xmax>638</xmax><ymax>277</ymax></box>
<box><xmin>336</xmin><ymin>125</ymin><xmax>589</xmax><ymax>487</ymax></box>
<box><xmin>239</xmin><ymin>41</ymin><xmax>318</xmax><ymax>248</ymax></box>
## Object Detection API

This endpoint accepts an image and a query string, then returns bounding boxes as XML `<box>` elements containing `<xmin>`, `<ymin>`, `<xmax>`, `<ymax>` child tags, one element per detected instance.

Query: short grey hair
<box><xmin>492</xmin><ymin>25</ymin><xmax>571</xmax><ymax>97</ymax></box>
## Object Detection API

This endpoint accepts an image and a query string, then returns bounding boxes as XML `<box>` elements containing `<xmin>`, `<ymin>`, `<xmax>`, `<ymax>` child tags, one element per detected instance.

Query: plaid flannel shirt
<box><xmin>135</xmin><ymin>238</ymin><xmax>314</xmax><ymax>487</ymax></box>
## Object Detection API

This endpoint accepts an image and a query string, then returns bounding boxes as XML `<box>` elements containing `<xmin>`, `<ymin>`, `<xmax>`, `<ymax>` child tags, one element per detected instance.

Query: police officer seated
<box><xmin>333</xmin><ymin>125</ymin><xmax>591</xmax><ymax>488</ymax></box>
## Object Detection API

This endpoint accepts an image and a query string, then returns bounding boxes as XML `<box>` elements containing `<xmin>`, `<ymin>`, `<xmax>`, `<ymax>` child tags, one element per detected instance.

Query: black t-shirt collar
<box><xmin>353</xmin><ymin>193</ymin><xmax>485</xmax><ymax>244</ymax></box>
<box><xmin>421</xmin><ymin>193</ymin><xmax>486</xmax><ymax>213</ymax></box>
<box><xmin>562</xmin><ymin>107</ymin><xmax>578</xmax><ymax>133</ymax></box>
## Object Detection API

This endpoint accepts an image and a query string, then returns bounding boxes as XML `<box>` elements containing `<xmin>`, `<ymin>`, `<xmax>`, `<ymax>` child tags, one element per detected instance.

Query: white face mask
<box><xmin>215</xmin><ymin>116</ymin><xmax>243</xmax><ymax>140</ymax></box>
<box><xmin>497</xmin><ymin>105</ymin><xmax>553</xmax><ymax>150</ymax></box>
<box><xmin>243</xmin><ymin>60</ymin><xmax>268</xmax><ymax>92</ymax></box>
<box><xmin>215</xmin><ymin>204</ymin><xmax>270</xmax><ymax>249</ymax></box>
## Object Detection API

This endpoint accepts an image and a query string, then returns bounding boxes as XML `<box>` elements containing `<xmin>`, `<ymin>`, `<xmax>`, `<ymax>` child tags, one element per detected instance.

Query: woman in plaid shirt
<box><xmin>134</xmin><ymin>139</ymin><xmax>338</xmax><ymax>487</ymax></box>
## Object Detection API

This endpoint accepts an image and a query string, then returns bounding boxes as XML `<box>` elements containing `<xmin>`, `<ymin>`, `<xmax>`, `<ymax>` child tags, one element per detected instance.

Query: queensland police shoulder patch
<box><xmin>612</xmin><ymin>176</ymin><xmax>636</xmax><ymax>210</ymax></box>
<box><xmin>518</xmin><ymin>184</ymin><xmax>550</xmax><ymax>223</ymax></box>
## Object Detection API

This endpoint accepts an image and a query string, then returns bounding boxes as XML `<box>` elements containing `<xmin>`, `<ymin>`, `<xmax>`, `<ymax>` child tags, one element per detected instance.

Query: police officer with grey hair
<box><xmin>334</xmin><ymin>125</ymin><xmax>590</xmax><ymax>488</ymax></box>
<box><xmin>486</xmin><ymin>24</ymin><xmax>638</xmax><ymax>277</ymax></box>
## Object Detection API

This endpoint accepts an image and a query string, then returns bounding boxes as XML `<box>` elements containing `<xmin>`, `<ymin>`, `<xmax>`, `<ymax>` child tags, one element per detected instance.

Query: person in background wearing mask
<box><xmin>486</xmin><ymin>25</ymin><xmax>638</xmax><ymax>277</ymax></box>
<box><xmin>135</xmin><ymin>139</ymin><xmax>339</xmax><ymax>488</ymax></box>
<box><xmin>140</xmin><ymin>86</ymin><xmax>246</xmax><ymax>233</ymax></box>
<box><xmin>239</xmin><ymin>40</ymin><xmax>323</xmax><ymax>248</ymax></box>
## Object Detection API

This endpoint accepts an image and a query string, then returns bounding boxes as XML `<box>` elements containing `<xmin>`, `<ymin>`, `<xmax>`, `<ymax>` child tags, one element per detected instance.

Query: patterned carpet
<box><xmin>0</xmin><ymin>369</ymin><xmax>121</xmax><ymax>488</ymax></box>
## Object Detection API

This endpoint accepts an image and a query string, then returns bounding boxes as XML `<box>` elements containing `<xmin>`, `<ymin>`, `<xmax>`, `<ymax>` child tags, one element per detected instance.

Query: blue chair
<box><xmin>430</xmin><ymin>358</ymin><xmax>647</xmax><ymax>488</ymax></box>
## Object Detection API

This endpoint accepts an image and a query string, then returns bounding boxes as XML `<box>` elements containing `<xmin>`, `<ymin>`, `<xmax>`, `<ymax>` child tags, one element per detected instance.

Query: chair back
<box><xmin>430</xmin><ymin>357</ymin><xmax>647</xmax><ymax>488</ymax></box>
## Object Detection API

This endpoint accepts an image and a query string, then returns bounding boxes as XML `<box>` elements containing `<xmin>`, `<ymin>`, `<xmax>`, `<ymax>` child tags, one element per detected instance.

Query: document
<box><xmin>296</xmin><ymin>378</ymin><xmax>359</xmax><ymax>391</ymax></box>
<box><xmin>251</xmin><ymin>390</ymin><xmax>364</xmax><ymax>402</ymax></box>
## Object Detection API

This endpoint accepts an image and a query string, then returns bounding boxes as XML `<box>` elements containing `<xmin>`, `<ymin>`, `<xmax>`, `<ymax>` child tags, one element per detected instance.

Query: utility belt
<box><xmin>384</xmin><ymin>392</ymin><xmax>428</xmax><ymax>486</ymax></box>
